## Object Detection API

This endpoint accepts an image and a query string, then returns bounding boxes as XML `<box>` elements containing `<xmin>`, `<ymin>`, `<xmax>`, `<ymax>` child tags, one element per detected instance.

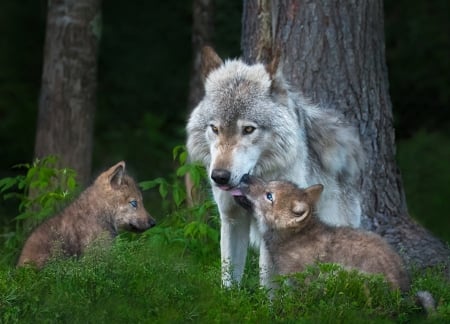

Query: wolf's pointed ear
<box><xmin>305</xmin><ymin>184</ymin><xmax>324</xmax><ymax>204</ymax></box>
<box><xmin>265</xmin><ymin>52</ymin><xmax>280</xmax><ymax>80</ymax></box>
<box><xmin>265</xmin><ymin>52</ymin><xmax>288</xmax><ymax>102</ymax></box>
<box><xmin>291</xmin><ymin>201</ymin><xmax>310</xmax><ymax>224</ymax></box>
<box><xmin>201</xmin><ymin>46</ymin><xmax>223</xmax><ymax>82</ymax></box>
<box><xmin>108</xmin><ymin>161</ymin><xmax>126</xmax><ymax>188</ymax></box>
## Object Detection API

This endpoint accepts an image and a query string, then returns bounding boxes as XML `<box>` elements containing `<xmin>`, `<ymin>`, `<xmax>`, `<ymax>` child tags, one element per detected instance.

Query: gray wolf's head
<box><xmin>186</xmin><ymin>47</ymin><xmax>299</xmax><ymax>194</ymax></box>
<box><xmin>237</xmin><ymin>174</ymin><xmax>323</xmax><ymax>233</ymax></box>
<box><xmin>94</xmin><ymin>161</ymin><xmax>156</xmax><ymax>233</ymax></box>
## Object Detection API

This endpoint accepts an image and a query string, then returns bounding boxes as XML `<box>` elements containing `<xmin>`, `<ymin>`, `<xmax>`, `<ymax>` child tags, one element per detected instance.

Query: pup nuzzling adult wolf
<box><xmin>17</xmin><ymin>161</ymin><xmax>156</xmax><ymax>268</ymax></box>
<box><xmin>237</xmin><ymin>175</ymin><xmax>436</xmax><ymax>313</ymax></box>
<box><xmin>238</xmin><ymin>175</ymin><xmax>408</xmax><ymax>291</ymax></box>
<box><xmin>186</xmin><ymin>46</ymin><xmax>364</xmax><ymax>287</ymax></box>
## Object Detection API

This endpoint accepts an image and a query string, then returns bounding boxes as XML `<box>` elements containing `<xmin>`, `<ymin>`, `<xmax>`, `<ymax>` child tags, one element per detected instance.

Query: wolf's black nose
<box><xmin>211</xmin><ymin>169</ymin><xmax>231</xmax><ymax>185</ymax></box>
<box><xmin>240</xmin><ymin>174</ymin><xmax>250</xmax><ymax>184</ymax></box>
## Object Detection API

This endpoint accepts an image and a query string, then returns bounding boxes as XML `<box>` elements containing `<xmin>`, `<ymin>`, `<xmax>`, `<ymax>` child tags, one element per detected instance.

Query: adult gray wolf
<box><xmin>237</xmin><ymin>174</ymin><xmax>408</xmax><ymax>291</ymax></box>
<box><xmin>17</xmin><ymin>161</ymin><xmax>156</xmax><ymax>268</ymax></box>
<box><xmin>186</xmin><ymin>46</ymin><xmax>364</xmax><ymax>287</ymax></box>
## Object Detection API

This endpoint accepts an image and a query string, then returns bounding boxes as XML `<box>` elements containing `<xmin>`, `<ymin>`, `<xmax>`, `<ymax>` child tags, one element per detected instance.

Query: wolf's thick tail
<box><xmin>416</xmin><ymin>290</ymin><xmax>436</xmax><ymax>315</ymax></box>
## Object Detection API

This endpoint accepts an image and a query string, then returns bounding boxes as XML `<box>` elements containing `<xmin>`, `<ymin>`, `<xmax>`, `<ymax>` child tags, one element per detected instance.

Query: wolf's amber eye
<box><xmin>210</xmin><ymin>124</ymin><xmax>219</xmax><ymax>134</ymax></box>
<box><xmin>243</xmin><ymin>126</ymin><xmax>255</xmax><ymax>135</ymax></box>
<box><xmin>265</xmin><ymin>192</ymin><xmax>273</xmax><ymax>202</ymax></box>
<box><xmin>129</xmin><ymin>200</ymin><xmax>138</xmax><ymax>208</ymax></box>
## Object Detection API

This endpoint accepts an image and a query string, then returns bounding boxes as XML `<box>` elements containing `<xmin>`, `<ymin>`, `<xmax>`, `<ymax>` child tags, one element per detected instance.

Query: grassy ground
<box><xmin>1</xmin><ymin>235</ymin><xmax>449</xmax><ymax>323</ymax></box>
<box><xmin>1</xmin><ymin>133</ymin><xmax>450</xmax><ymax>323</ymax></box>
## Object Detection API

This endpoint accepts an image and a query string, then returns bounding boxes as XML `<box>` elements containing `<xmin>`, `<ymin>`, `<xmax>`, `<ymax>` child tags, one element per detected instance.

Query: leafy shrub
<box><xmin>0</xmin><ymin>156</ymin><xmax>78</xmax><ymax>265</ymax></box>
<box><xmin>139</xmin><ymin>145</ymin><xmax>220</xmax><ymax>259</ymax></box>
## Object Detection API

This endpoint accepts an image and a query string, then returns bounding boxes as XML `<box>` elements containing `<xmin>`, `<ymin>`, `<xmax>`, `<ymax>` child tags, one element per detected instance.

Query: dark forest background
<box><xmin>0</xmin><ymin>1</ymin><xmax>449</xmax><ymax>240</ymax></box>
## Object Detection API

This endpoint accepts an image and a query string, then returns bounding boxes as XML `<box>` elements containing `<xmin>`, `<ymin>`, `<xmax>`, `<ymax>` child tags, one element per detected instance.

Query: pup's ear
<box><xmin>291</xmin><ymin>201</ymin><xmax>310</xmax><ymax>223</ymax></box>
<box><xmin>201</xmin><ymin>46</ymin><xmax>223</xmax><ymax>82</ymax></box>
<box><xmin>108</xmin><ymin>161</ymin><xmax>126</xmax><ymax>188</ymax></box>
<box><xmin>305</xmin><ymin>184</ymin><xmax>324</xmax><ymax>204</ymax></box>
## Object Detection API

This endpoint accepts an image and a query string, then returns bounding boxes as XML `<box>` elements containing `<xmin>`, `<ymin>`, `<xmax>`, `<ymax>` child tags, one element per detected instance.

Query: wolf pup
<box><xmin>186</xmin><ymin>46</ymin><xmax>365</xmax><ymax>287</ymax></box>
<box><xmin>238</xmin><ymin>174</ymin><xmax>409</xmax><ymax>291</ymax></box>
<box><xmin>17</xmin><ymin>161</ymin><xmax>156</xmax><ymax>268</ymax></box>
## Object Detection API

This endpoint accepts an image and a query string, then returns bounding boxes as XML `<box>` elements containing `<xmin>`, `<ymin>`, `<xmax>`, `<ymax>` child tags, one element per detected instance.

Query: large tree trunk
<box><xmin>242</xmin><ymin>0</ymin><xmax>449</xmax><ymax>270</ymax></box>
<box><xmin>34</xmin><ymin>0</ymin><xmax>101</xmax><ymax>186</ymax></box>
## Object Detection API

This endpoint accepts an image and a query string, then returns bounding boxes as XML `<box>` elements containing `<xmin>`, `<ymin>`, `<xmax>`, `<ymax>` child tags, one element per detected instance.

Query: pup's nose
<box><xmin>211</xmin><ymin>169</ymin><xmax>231</xmax><ymax>185</ymax></box>
<box><xmin>148</xmin><ymin>217</ymin><xmax>156</xmax><ymax>228</ymax></box>
<box><xmin>240</xmin><ymin>174</ymin><xmax>250</xmax><ymax>184</ymax></box>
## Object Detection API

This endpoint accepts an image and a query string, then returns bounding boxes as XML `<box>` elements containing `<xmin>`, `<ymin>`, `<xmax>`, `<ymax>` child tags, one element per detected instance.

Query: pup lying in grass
<box><xmin>17</xmin><ymin>161</ymin><xmax>156</xmax><ymax>268</ymax></box>
<box><xmin>237</xmin><ymin>174</ymin><xmax>409</xmax><ymax>291</ymax></box>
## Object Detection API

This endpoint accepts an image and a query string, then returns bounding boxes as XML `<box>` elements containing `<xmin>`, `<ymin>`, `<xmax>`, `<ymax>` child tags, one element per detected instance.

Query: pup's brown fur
<box><xmin>238</xmin><ymin>175</ymin><xmax>409</xmax><ymax>291</ymax></box>
<box><xmin>17</xmin><ymin>161</ymin><xmax>156</xmax><ymax>268</ymax></box>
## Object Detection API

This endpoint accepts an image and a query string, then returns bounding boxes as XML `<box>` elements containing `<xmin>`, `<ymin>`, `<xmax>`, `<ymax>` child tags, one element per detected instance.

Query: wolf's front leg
<box><xmin>249</xmin><ymin>219</ymin><xmax>274</xmax><ymax>289</ymax></box>
<box><xmin>220</xmin><ymin>209</ymin><xmax>251</xmax><ymax>287</ymax></box>
<box><xmin>259</xmin><ymin>239</ymin><xmax>274</xmax><ymax>288</ymax></box>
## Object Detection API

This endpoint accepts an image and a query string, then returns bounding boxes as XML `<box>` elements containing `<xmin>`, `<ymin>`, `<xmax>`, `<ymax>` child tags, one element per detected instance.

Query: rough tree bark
<box><xmin>186</xmin><ymin>0</ymin><xmax>214</xmax><ymax>206</ymax></box>
<box><xmin>34</xmin><ymin>0</ymin><xmax>101</xmax><ymax>186</ymax></box>
<box><xmin>242</xmin><ymin>0</ymin><xmax>449</xmax><ymax>270</ymax></box>
<box><xmin>188</xmin><ymin>0</ymin><xmax>214</xmax><ymax>111</ymax></box>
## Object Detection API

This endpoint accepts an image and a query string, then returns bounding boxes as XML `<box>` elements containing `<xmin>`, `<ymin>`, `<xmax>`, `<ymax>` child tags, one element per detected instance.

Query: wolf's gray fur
<box><xmin>17</xmin><ymin>161</ymin><xmax>156</xmax><ymax>268</ymax></box>
<box><xmin>186</xmin><ymin>46</ymin><xmax>364</xmax><ymax>287</ymax></box>
<box><xmin>238</xmin><ymin>175</ymin><xmax>409</xmax><ymax>291</ymax></box>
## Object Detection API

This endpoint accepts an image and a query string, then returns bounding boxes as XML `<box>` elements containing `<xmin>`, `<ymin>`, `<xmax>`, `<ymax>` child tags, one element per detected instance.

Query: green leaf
<box><xmin>0</xmin><ymin>177</ymin><xmax>17</xmax><ymax>193</ymax></box>
<box><xmin>175</xmin><ymin>164</ymin><xmax>191</xmax><ymax>177</ymax></box>
<box><xmin>67</xmin><ymin>177</ymin><xmax>77</xmax><ymax>191</ymax></box>
<box><xmin>172</xmin><ymin>184</ymin><xmax>186</xmax><ymax>207</ymax></box>
<box><xmin>12</xmin><ymin>162</ymin><xmax>30</xmax><ymax>169</ymax></box>
<box><xmin>159</xmin><ymin>181</ymin><xmax>168</xmax><ymax>199</ymax></box>
<box><xmin>178</xmin><ymin>151</ymin><xmax>187</xmax><ymax>165</ymax></box>
<box><xmin>24</xmin><ymin>166</ymin><xmax>37</xmax><ymax>184</ymax></box>
<box><xmin>3</xmin><ymin>192</ymin><xmax>23</xmax><ymax>201</ymax></box>
<box><xmin>139</xmin><ymin>178</ymin><xmax>167</xmax><ymax>191</ymax></box>
<box><xmin>172</xmin><ymin>145</ymin><xmax>186</xmax><ymax>161</ymax></box>
<box><xmin>14</xmin><ymin>212</ymin><xmax>32</xmax><ymax>221</ymax></box>
<box><xmin>184</xmin><ymin>221</ymin><xmax>200</xmax><ymax>238</ymax></box>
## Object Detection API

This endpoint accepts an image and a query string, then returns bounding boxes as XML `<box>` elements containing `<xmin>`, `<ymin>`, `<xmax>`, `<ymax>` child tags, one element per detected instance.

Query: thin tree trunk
<box><xmin>188</xmin><ymin>0</ymin><xmax>214</xmax><ymax>111</ymax></box>
<box><xmin>186</xmin><ymin>0</ymin><xmax>214</xmax><ymax>206</ymax></box>
<box><xmin>35</xmin><ymin>0</ymin><xmax>101</xmax><ymax>186</ymax></box>
<box><xmin>242</xmin><ymin>0</ymin><xmax>449</xmax><ymax>270</ymax></box>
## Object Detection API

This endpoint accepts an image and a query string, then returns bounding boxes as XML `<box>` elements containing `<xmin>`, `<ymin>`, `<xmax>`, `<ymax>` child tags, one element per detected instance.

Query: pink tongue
<box><xmin>229</xmin><ymin>188</ymin><xmax>243</xmax><ymax>196</ymax></box>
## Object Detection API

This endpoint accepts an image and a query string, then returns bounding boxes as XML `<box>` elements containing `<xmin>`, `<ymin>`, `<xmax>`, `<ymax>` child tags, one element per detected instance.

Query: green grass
<box><xmin>1</xmin><ymin>235</ymin><xmax>449</xmax><ymax>323</ymax></box>
<box><xmin>1</xmin><ymin>139</ymin><xmax>449</xmax><ymax>323</ymax></box>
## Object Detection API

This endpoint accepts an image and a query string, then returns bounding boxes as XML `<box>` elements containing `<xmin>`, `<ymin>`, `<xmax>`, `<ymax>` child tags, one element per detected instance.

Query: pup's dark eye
<box><xmin>243</xmin><ymin>126</ymin><xmax>255</xmax><ymax>135</ymax></box>
<box><xmin>265</xmin><ymin>192</ymin><xmax>273</xmax><ymax>202</ymax></box>
<box><xmin>129</xmin><ymin>200</ymin><xmax>138</xmax><ymax>208</ymax></box>
<box><xmin>210</xmin><ymin>124</ymin><xmax>219</xmax><ymax>134</ymax></box>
